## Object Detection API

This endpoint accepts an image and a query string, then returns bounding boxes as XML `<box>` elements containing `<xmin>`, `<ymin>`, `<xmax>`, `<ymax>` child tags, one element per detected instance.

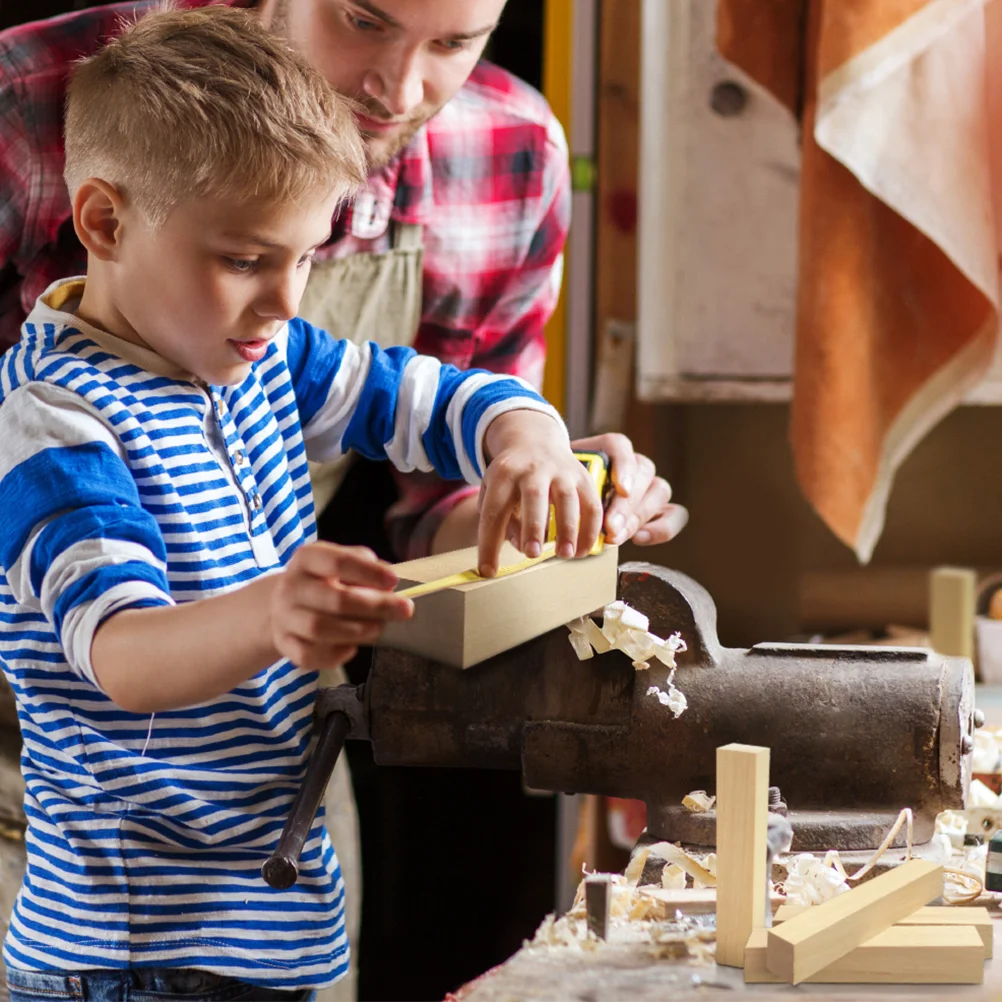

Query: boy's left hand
<box><xmin>478</xmin><ymin>410</ymin><xmax>603</xmax><ymax>577</ymax></box>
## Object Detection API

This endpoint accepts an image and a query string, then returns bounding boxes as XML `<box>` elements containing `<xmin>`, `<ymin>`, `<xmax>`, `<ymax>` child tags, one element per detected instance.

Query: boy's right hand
<box><xmin>270</xmin><ymin>542</ymin><xmax>413</xmax><ymax>670</ymax></box>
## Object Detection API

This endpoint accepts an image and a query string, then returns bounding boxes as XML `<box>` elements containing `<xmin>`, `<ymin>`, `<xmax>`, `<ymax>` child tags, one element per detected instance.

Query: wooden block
<box><xmin>774</xmin><ymin>904</ymin><xmax>992</xmax><ymax>959</ymax></box>
<box><xmin>765</xmin><ymin>859</ymin><xmax>943</xmax><ymax>984</ymax></box>
<box><xmin>930</xmin><ymin>566</ymin><xmax>976</xmax><ymax>659</ymax></box>
<box><xmin>584</xmin><ymin>873</ymin><xmax>613</xmax><ymax>940</ymax></box>
<box><xmin>380</xmin><ymin>542</ymin><xmax>619</xmax><ymax>668</ymax></box>
<box><xmin>745</xmin><ymin>925</ymin><xmax>984</xmax><ymax>984</ymax></box>
<box><xmin>714</xmin><ymin>743</ymin><xmax>770</xmax><ymax>968</ymax></box>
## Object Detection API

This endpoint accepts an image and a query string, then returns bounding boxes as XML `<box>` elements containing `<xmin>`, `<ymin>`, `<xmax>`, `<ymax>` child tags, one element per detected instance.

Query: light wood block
<box><xmin>765</xmin><ymin>859</ymin><xmax>943</xmax><ymax>984</ymax></box>
<box><xmin>714</xmin><ymin>743</ymin><xmax>770</xmax><ymax>967</ymax></box>
<box><xmin>774</xmin><ymin>903</ymin><xmax>993</xmax><ymax>959</ymax></box>
<box><xmin>379</xmin><ymin>542</ymin><xmax>619</xmax><ymax>668</ymax></box>
<box><xmin>745</xmin><ymin>925</ymin><xmax>984</xmax><ymax>984</ymax></box>
<box><xmin>929</xmin><ymin>566</ymin><xmax>976</xmax><ymax>659</ymax></box>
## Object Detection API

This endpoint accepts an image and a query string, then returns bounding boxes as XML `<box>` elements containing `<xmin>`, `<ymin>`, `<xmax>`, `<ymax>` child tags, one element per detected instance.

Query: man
<box><xmin>0</xmin><ymin>1</ymin><xmax>688</xmax><ymax>996</ymax></box>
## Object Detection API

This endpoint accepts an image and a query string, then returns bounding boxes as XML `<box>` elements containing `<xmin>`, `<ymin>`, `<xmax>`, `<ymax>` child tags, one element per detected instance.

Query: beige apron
<box><xmin>299</xmin><ymin>219</ymin><xmax>423</xmax><ymax>1002</ymax></box>
<box><xmin>303</xmin><ymin>221</ymin><xmax>424</xmax><ymax>514</ymax></box>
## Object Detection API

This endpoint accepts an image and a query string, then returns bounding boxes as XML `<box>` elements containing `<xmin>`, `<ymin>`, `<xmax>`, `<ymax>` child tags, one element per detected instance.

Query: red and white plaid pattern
<box><xmin>0</xmin><ymin>0</ymin><xmax>571</xmax><ymax>556</ymax></box>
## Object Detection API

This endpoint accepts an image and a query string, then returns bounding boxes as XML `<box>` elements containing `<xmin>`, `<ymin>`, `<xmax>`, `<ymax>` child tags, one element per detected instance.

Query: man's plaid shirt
<box><xmin>0</xmin><ymin>0</ymin><xmax>571</xmax><ymax>557</ymax></box>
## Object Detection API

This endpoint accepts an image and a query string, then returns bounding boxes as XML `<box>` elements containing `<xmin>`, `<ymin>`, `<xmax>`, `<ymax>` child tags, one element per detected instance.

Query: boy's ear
<box><xmin>72</xmin><ymin>178</ymin><xmax>128</xmax><ymax>261</ymax></box>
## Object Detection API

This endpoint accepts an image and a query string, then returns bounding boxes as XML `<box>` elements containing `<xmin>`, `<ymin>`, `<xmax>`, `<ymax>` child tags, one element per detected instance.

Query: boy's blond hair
<box><xmin>64</xmin><ymin>4</ymin><xmax>367</xmax><ymax>227</ymax></box>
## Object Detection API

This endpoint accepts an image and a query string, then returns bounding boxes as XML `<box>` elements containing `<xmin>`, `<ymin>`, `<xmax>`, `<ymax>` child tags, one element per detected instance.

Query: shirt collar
<box><xmin>32</xmin><ymin>278</ymin><xmax>194</xmax><ymax>381</ymax></box>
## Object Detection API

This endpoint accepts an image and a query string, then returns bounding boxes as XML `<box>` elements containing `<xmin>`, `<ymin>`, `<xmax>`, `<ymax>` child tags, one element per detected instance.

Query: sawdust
<box><xmin>528</xmin><ymin>881</ymin><xmax>716</xmax><ymax>967</ymax></box>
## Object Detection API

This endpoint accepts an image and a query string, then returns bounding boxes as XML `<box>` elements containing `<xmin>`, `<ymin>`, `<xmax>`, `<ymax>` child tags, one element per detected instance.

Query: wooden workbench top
<box><xmin>452</xmin><ymin>915</ymin><xmax>1002</xmax><ymax>1001</ymax></box>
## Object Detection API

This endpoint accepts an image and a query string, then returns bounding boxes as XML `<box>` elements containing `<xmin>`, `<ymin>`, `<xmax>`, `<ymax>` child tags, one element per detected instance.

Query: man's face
<box><xmin>273</xmin><ymin>0</ymin><xmax>507</xmax><ymax>168</ymax></box>
<box><xmin>112</xmin><ymin>190</ymin><xmax>339</xmax><ymax>385</ymax></box>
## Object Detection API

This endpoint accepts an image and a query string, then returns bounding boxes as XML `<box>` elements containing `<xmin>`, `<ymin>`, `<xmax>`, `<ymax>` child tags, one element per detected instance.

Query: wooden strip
<box><xmin>929</xmin><ymin>566</ymin><xmax>976</xmax><ymax>658</ymax></box>
<box><xmin>714</xmin><ymin>744</ymin><xmax>770</xmax><ymax>967</ymax></box>
<box><xmin>774</xmin><ymin>903</ymin><xmax>992</xmax><ymax>959</ymax></box>
<box><xmin>765</xmin><ymin>859</ymin><xmax>943</xmax><ymax>984</ymax></box>
<box><xmin>746</xmin><ymin>925</ymin><xmax>984</xmax><ymax>984</ymax></box>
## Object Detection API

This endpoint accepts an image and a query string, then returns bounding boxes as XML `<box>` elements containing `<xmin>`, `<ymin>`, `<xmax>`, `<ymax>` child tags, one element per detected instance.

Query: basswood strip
<box><xmin>766</xmin><ymin>859</ymin><xmax>943</xmax><ymax>984</ymax></box>
<box><xmin>746</xmin><ymin>925</ymin><xmax>984</xmax><ymax>984</ymax></box>
<box><xmin>774</xmin><ymin>903</ymin><xmax>992</xmax><ymax>959</ymax></box>
<box><xmin>714</xmin><ymin>744</ymin><xmax>770</xmax><ymax>967</ymax></box>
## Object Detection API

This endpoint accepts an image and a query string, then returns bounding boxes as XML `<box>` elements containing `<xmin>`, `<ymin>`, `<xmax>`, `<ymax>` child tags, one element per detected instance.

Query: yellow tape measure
<box><xmin>397</xmin><ymin>541</ymin><xmax>560</xmax><ymax>600</ymax></box>
<box><xmin>397</xmin><ymin>451</ymin><xmax>611</xmax><ymax>601</ymax></box>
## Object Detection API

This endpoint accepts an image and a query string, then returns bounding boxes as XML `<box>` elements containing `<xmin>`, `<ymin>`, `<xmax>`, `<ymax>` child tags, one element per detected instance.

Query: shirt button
<box><xmin>251</xmin><ymin>494</ymin><xmax>262</xmax><ymax>511</ymax></box>
<box><xmin>234</xmin><ymin>450</ymin><xmax>246</xmax><ymax>464</ymax></box>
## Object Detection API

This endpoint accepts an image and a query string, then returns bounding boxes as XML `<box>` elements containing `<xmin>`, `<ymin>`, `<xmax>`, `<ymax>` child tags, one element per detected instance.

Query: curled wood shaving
<box><xmin>682</xmin><ymin>790</ymin><xmax>715</xmax><ymax>813</ymax></box>
<box><xmin>567</xmin><ymin>601</ymin><xmax>689</xmax><ymax>716</ymax></box>
<box><xmin>645</xmin><ymin>841</ymin><xmax>717</xmax><ymax>887</ymax></box>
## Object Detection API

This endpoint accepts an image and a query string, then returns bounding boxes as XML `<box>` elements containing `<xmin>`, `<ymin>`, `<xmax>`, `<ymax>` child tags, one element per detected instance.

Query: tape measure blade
<box><xmin>396</xmin><ymin>542</ymin><xmax>560</xmax><ymax>601</ymax></box>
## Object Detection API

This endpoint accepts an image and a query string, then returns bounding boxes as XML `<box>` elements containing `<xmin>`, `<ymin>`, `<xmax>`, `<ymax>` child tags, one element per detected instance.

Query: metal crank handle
<box><xmin>261</xmin><ymin>709</ymin><xmax>351</xmax><ymax>890</ymax></box>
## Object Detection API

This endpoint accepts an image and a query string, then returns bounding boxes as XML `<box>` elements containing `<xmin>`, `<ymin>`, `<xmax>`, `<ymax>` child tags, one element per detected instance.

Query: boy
<box><xmin>0</xmin><ymin>7</ymin><xmax>602</xmax><ymax>1000</ymax></box>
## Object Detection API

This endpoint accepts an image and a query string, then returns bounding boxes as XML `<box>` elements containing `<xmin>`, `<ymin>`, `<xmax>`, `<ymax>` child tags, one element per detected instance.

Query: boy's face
<box><xmin>271</xmin><ymin>0</ymin><xmax>507</xmax><ymax>168</ymax></box>
<box><xmin>112</xmin><ymin>190</ymin><xmax>338</xmax><ymax>385</ymax></box>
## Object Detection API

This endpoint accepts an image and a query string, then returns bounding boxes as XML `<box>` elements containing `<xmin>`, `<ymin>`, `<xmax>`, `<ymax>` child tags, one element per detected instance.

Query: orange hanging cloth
<box><xmin>717</xmin><ymin>0</ymin><xmax>1000</xmax><ymax>561</ymax></box>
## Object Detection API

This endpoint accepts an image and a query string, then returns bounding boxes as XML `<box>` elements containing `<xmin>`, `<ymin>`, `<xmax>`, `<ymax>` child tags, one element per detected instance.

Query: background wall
<box><xmin>618</xmin><ymin>405</ymin><xmax>1002</xmax><ymax>649</ymax></box>
<box><xmin>596</xmin><ymin>0</ymin><xmax>1002</xmax><ymax>652</ymax></box>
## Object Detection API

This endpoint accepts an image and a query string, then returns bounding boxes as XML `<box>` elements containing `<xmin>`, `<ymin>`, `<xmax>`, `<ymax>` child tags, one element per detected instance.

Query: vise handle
<box><xmin>262</xmin><ymin>708</ymin><xmax>351</xmax><ymax>890</ymax></box>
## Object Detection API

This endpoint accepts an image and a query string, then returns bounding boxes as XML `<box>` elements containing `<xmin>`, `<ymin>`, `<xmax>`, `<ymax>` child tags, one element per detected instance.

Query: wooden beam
<box><xmin>765</xmin><ymin>859</ymin><xmax>944</xmax><ymax>984</ymax></box>
<box><xmin>714</xmin><ymin>743</ymin><xmax>770</xmax><ymax>967</ymax></box>
<box><xmin>929</xmin><ymin>566</ymin><xmax>976</xmax><ymax>659</ymax></box>
<box><xmin>774</xmin><ymin>903</ymin><xmax>992</xmax><ymax>959</ymax></box>
<box><xmin>380</xmin><ymin>542</ymin><xmax>619</xmax><ymax>668</ymax></box>
<box><xmin>746</xmin><ymin>925</ymin><xmax>984</xmax><ymax>984</ymax></box>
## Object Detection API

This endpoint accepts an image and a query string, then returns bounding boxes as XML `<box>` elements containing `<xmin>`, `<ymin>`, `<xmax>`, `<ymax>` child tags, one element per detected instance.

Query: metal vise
<box><xmin>262</xmin><ymin>562</ymin><xmax>977</xmax><ymax>888</ymax></box>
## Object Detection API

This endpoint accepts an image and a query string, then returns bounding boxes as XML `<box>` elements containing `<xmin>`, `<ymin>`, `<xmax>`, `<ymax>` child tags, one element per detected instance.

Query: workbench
<box><xmin>452</xmin><ymin>912</ymin><xmax>1002</xmax><ymax>1001</ymax></box>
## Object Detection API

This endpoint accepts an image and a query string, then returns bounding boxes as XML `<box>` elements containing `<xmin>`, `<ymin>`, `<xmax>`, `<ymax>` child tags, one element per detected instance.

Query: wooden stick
<box><xmin>774</xmin><ymin>903</ymin><xmax>992</xmax><ymax>959</ymax></box>
<box><xmin>765</xmin><ymin>859</ymin><xmax>943</xmax><ymax>984</ymax></box>
<box><xmin>746</xmin><ymin>925</ymin><xmax>984</xmax><ymax>984</ymax></box>
<box><xmin>714</xmin><ymin>743</ymin><xmax>770</xmax><ymax>967</ymax></box>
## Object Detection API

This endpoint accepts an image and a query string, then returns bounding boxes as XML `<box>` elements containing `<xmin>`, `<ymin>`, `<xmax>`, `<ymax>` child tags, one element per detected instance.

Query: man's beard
<box><xmin>359</xmin><ymin>113</ymin><xmax>426</xmax><ymax>171</ymax></box>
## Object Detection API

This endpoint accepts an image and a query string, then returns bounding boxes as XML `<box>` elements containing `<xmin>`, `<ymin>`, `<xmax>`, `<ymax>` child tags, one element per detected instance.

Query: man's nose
<box><xmin>364</xmin><ymin>48</ymin><xmax>424</xmax><ymax>118</ymax></box>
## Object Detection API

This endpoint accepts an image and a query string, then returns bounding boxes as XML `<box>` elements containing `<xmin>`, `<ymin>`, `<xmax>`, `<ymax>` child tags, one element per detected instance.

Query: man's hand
<box><xmin>571</xmin><ymin>433</ymin><xmax>688</xmax><ymax>547</ymax></box>
<box><xmin>478</xmin><ymin>411</ymin><xmax>603</xmax><ymax>577</ymax></box>
<box><xmin>271</xmin><ymin>542</ymin><xmax>413</xmax><ymax>670</ymax></box>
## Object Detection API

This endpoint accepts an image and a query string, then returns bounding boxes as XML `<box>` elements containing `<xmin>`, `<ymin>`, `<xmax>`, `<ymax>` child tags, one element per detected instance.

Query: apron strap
<box><xmin>392</xmin><ymin>221</ymin><xmax>424</xmax><ymax>252</ymax></box>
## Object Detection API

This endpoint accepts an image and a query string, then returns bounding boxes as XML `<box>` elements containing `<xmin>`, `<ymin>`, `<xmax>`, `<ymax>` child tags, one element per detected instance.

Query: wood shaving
<box><xmin>623</xmin><ymin>848</ymin><xmax>650</xmax><ymax>885</ymax></box>
<box><xmin>682</xmin><ymin>790</ymin><xmax>715</xmax><ymax>813</ymax></box>
<box><xmin>935</xmin><ymin>809</ymin><xmax>968</xmax><ymax>849</ymax></box>
<box><xmin>661</xmin><ymin>863</ymin><xmax>686</xmax><ymax>889</ymax></box>
<box><xmin>646</xmin><ymin>683</ymin><xmax>687</xmax><ymax>717</ymax></box>
<box><xmin>567</xmin><ymin>601</ymin><xmax>689</xmax><ymax>716</ymax></box>
<box><xmin>548</xmin><ymin>874</ymin><xmax>717</xmax><ymax>962</ymax></box>
<box><xmin>566</xmin><ymin>602</ymin><xmax>686</xmax><ymax>673</ymax></box>
<box><xmin>645</xmin><ymin>841</ymin><xmax>717</xmax><ymax>887</ymax></box>
<box><xmin>778</xmin><ymin>853</ymin><xmax>850</xmax><ymax>905</ymax></box>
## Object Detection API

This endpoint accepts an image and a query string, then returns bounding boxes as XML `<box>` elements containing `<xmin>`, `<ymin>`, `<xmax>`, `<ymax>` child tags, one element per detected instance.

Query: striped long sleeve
<box><xmin>282</xmin><ymin>317</ymin><xmax>565</xmax><ymax>482</ymax></box>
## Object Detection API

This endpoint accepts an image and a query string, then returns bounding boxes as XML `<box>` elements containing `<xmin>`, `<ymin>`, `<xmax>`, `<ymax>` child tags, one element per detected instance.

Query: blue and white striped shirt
<box><xmin>0</xmin><ymin>278</ymin><xmax>563</xmax><ymax>989</ymax></box>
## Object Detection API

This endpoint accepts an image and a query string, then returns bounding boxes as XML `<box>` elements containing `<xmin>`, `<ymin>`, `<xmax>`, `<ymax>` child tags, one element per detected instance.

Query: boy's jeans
<box><xmin>6</xmin><ymin>967</ymin><xmax>317</xmax><ymax>1001</ymax></box>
